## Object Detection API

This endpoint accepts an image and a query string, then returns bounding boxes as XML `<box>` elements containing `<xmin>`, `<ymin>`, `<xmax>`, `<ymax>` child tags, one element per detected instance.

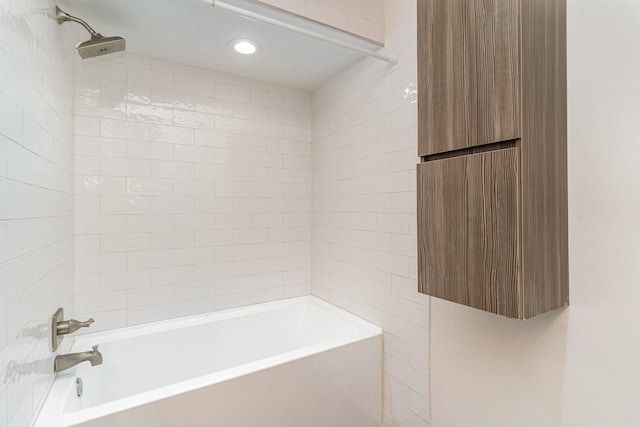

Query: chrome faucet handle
<box><xmin>57</xmin><ymin>318</ymin><xmax>95</xmax><ymax>335</ymax></box>
<box><xmin>51</xmin><ymin>308</ymin><xmax>97</xmax><ymax>352</ymax></box>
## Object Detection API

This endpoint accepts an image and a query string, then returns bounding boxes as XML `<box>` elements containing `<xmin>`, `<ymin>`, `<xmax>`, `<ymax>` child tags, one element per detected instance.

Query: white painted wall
<box><xmin>430</xmin><ymin>0</ymin><xmax>640</xmax><ymax>425</ymax></box>
<box><xmin>74</xmin><ymin>55</ymin><xmax>312</xmax><ymax>331</ymax></box>
<box><xmin>0</xmin><ymin>2</ymin><xmax>75</xmax><ymax>426</ymax></box>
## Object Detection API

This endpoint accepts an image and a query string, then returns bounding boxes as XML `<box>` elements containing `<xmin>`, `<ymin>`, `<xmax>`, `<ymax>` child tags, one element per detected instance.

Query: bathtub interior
<box><xmin>55</xmin><ymin>297</ymin><xmax>380</xmax><ymax>414</ymax></box>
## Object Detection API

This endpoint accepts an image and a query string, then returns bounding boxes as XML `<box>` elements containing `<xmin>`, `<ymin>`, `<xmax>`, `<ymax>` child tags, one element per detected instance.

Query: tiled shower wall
<box><xmin>73</xmin><ymin>55</ymin><xmax>312</xmax><ymax>331</ymax></box>
<box><xmin>312</xmin><ymin>0</ymin><xmax>429</xmax><ymax>425</ymax></box>
<box><xmin>0</xmin><ymin>2</ymin><xmax>75</xmax><ymax>426</ymax></box>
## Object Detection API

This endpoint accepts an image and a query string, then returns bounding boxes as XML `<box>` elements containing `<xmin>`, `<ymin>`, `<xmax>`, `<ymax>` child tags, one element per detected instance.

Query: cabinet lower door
<box><xmin>417</xmin><ymin>148</ymin><xmax>521</xmax><ymax>318</ymax></box>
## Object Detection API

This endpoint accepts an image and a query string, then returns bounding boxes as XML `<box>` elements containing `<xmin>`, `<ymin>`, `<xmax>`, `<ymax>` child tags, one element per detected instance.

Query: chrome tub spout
<box><xmin>54</xmin><ymin>345</ymin><xmax>103</xmax><ymax>373</ymax></box>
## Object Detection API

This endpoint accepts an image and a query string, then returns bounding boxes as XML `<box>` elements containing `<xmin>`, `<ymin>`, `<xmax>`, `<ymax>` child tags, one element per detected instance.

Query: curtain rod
<box><xmin>208</xmin><ymin>0</ymin><xmax>398</xmax><ymax>65</ymax></box>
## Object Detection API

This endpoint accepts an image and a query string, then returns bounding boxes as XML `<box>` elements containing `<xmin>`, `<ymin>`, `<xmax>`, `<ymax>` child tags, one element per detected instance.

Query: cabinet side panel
<box><xmin>418</xmin><ymin>0</ymin><xmax>521</xmax><ymax>156</ymax></box>
<box><xmin>520</xmin><ymin>0</ymin><xmax>569</xmax><ymax>318</ymax></box>
<box><xmin>418</xmin><ymin>149</ymin><xmax>521</xmax><ymax>318</ymax></box>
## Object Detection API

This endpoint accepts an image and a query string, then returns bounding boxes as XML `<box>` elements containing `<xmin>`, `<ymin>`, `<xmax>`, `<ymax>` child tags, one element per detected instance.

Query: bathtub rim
<box><xmin>72</xmin><ymin>295</ymin><xmax>381</xmax><ymax>347</ymax></box>
<box><xmin>37</xmin><ymin>295</ymin><xmax>382</xmax><ymax>427</ymax></box>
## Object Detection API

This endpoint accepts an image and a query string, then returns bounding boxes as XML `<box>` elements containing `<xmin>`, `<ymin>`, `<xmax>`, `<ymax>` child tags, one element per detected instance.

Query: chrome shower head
<box><xmin>56</xmin><ymin>6</ymin><xmax>126</xmax><ymax>58</ymax></box>
<box><xmin>76</xmin><ymin>35</ymin><xmax>126</xmax><ymax>59</ymax></box>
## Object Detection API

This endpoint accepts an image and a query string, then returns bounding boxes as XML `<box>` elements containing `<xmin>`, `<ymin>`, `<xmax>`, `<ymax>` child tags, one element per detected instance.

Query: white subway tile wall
<box><xmin>0</xmin><ymin>1</ymin><xmax>75</xmax><ymax>426</ymax></box>
<box><xmin>257</xmin><ymin>0</ymin><xmax>385</xmax><ymax>43</ymax></box>
<box><xmin>312</xmin><ymin>0</ymin><xmax>428</xmax><ymax>425</ymax></box>
<box><xmin>0</xmin><ymin>1</ymin><xmax>422</xmax><ymax>425</ymax></box>
<box><xmin>74</xmin><ymin>55</ymin><xmax>312</xmax><ymax>330</ymax></box>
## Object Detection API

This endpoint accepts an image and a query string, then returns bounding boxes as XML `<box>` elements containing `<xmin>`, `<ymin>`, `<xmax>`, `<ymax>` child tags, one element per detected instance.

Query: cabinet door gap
<box><xmin>422</xmin><ymin>139</ymin><xmax>519</xmax><ymax>162</ymax></box>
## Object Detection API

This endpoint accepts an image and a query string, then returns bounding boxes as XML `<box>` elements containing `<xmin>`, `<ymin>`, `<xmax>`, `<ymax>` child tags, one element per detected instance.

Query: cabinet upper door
<box><xmin>418</xmin><ymin>0</ymin><xmax>521</xmax><ymax>156</ymax></box>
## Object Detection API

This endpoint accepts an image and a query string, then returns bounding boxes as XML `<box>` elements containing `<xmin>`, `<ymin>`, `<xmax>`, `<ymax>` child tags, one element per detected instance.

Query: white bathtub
<box><xmin>35</xmin><ymin>296</ymin><xmax>382</xmax><ymax>427</ymax></box>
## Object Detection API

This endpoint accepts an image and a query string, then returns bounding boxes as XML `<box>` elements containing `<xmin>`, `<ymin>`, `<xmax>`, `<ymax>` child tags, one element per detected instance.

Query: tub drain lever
<box><xmin>51</xmin><ymin>308</ymin><xmax>95</xmax><ymax>352</ymax></box>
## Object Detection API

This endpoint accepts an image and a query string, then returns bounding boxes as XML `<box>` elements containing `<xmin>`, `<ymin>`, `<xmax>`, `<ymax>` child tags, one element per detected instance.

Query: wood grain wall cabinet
<box><xmin>417</xmin><ymin>0</ymin><xmax>568</xmax><ymax>319</ymax></box>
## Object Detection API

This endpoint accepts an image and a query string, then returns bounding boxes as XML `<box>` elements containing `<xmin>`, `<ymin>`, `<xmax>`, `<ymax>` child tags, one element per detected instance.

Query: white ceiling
<box><xmin>59</xmin><ymin>0</ymin><xmax>383</xmax><ymax>90</ymax></box>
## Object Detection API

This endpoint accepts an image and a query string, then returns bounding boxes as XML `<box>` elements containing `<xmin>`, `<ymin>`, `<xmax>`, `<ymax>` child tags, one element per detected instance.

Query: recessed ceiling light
<box><xmin>230</xmin><ymin>39</ymin><xmax>261</xmax><ymax>55</ymax></box>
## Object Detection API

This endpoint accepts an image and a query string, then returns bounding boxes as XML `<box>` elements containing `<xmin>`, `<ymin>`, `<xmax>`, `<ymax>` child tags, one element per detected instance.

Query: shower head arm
<box><xmin>56</xmin><ymin>6</ymin><xmax>98</xmax><ymax>37</ymax></box>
